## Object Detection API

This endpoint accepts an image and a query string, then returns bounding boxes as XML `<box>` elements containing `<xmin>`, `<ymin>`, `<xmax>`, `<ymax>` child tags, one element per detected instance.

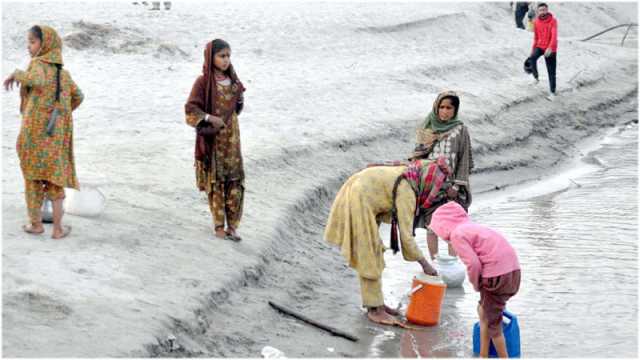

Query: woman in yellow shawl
<box><xmin>3</xmin><ymin>25</ymin><xmax>83</xmax><ymax>239</ymax></box>
<box><xmin>325</xmin><ymin>157</ymin><xmax>451</xmax><ymax>325</ymax></box>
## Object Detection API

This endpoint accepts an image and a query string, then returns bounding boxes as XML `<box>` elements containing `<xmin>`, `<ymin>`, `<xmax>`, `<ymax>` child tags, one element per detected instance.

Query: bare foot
<box><xmin>214</xmin><ymin>226</ymin><xmax>226</xmax><ymax>239</ymax></box>
<box><xmin>23</xmin><ymin>224</ymin><xmax>45</xmax><ymax>235</ymax></box>
<box><xmin>367</xmin><ymin>307</ymin><xmax>399</xmax><ymax>325</ymax></box>
<box><xmin>52</xmin><ymin>225</ymin><xmax>71</xmax><ymax>239</ymax></box>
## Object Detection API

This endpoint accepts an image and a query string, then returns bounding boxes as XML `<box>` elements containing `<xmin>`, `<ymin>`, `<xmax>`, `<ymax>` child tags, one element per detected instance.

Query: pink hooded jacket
<box><xmin>430</xmin><ymin>202</ymin><xmax>520</xmax><ymax>291</ymax></box>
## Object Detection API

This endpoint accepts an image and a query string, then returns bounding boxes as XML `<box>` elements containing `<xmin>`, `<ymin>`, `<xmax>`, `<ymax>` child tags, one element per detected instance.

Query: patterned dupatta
<box><xmin>389</xmin><ymin>156</ymin><xmax>451</xmax><ymax>254</ymax></box>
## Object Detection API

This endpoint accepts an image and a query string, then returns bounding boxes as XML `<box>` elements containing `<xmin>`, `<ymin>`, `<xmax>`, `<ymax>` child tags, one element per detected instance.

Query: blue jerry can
<box><xmin>473</xmin><ymin>310</ymin><xmax>521</xmax><ymax>357</ymax></box>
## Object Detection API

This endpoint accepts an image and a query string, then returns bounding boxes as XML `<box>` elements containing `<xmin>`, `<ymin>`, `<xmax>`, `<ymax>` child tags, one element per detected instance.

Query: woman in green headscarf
<box><xmin>3</xmin><ymin>25</ymin><xmax>83</xmax><ymax>239</ymax></box>
<box><xmin>411</xmin><ymin>91</ymin><xmax>473</xmax><ymax>259</ymax></box>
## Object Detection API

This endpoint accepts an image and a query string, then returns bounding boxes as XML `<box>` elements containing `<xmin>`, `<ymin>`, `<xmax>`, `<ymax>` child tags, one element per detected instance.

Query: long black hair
<box><xmin>30</xmin><ymin>25</ymin><xmax>62</xmax><ymax>102</ymax></box>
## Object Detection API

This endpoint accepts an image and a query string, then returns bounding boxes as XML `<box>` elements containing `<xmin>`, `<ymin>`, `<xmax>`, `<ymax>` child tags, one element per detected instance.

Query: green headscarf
<box><xmin>423</xmin><ymin>90</ymin><xmax>462</xmax><ymax>133</ymax></box>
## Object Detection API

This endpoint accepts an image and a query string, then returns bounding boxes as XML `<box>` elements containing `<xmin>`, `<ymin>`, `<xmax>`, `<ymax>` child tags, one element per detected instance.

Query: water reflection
<box><xmin>399</xmin><ymin>291</ymin><xmax>472</xmax><ymax>357</ymax></box>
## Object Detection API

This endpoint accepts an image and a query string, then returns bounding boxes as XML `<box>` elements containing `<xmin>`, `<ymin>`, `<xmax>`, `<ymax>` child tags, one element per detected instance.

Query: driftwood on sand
<box><xmin>268</xmin><ymin>301</ymin><xmax>359</xmax><ymax>342</ymax></box>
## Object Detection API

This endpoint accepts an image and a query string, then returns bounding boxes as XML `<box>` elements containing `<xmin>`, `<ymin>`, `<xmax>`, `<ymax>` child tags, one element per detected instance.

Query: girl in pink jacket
<box><xmin>430</xmin><ymin>201</ymin><xmax>521</xmax><ymax>358</ymax></box>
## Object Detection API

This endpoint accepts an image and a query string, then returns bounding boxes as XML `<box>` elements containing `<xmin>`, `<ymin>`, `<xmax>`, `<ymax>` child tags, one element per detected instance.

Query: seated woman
<box><xmin>324</xmin><ymin>157</ymin><xmax>451</xmax><ymax>325</ymax></box>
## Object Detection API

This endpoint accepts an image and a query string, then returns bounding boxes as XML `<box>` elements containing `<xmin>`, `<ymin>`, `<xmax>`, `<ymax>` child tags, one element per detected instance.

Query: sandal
<box><xmin>367</xmin><ymin>312</ymin><xmax>400</xmax><ymax>326</ymax></box>
<box><xmin>367</xmin><ymin>314</ymin><xmax>416</xmax><ymax>329</ymax></box>
<box><xmin>225</xmin><ymin>228</ymin><xmax>242</xmax><ymax>242</ymax></box>
<box><xmin>384</xmin><ymin>304</ymin><xmax>400</xmax><ymax>316</ymax></box>
<box><xmin>224</xmin><ymin>233</ymin><xmax>242</xmax><ymax>242</ymax></box>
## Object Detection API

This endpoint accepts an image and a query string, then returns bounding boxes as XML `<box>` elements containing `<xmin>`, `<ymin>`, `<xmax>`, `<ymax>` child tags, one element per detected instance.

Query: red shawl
<box><xmin>185</xmin><ymin>41</ymin><xmax>245</xmax><ymax>168</ymax></box>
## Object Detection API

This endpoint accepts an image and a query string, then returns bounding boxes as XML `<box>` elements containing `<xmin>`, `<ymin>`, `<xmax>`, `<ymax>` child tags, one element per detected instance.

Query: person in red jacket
<box><xmin>528</xmin><ymin>3</ymin><xmax>557</xmax><ymax>95</ymax></box>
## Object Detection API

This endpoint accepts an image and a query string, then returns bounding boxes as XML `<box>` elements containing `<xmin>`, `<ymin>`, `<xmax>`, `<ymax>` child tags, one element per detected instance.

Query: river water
<box><xmin>376</xmin><ymin>122</ymin><xmax>638</xmax><ymax>357</ymax></box>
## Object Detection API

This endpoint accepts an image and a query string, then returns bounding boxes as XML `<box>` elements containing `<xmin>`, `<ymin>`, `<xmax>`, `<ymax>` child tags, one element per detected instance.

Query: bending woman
<box><xmin>324</xmin><ymin>157</ymin><xmax>451</xmax><ymax>325</ymax></box>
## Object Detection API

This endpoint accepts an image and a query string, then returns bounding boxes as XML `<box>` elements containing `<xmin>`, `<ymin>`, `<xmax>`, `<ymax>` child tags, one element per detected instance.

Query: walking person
<box><xmin>3</xmin><ymin>25</ymin><xmax>84</xmax><ymax>239</ymax></box>
<box><xmin>527</xmin><ymin>3</ymin><xmax>558</xmax><ymax>95</ymax></box>
<box><xmin>526</xmin><ymin>3</ymin><xmax>537</xmax><ymax>31</ymax></box>
<box><xmin>185</xmin><ymin>39</ymin><xmax>246</xmax><ymax>241</ymax></box>
<box><xmin>514</xmin><ymin>2</ymin><xmax>530</xmax><ymax>29</ymax></box>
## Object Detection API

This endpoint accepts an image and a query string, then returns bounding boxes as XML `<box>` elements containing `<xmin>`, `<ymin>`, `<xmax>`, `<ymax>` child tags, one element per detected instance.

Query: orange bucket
<box><xmin>406</xmin><ymin>274</ymin><xmax>447</xmax><ymax>326</ymax></box>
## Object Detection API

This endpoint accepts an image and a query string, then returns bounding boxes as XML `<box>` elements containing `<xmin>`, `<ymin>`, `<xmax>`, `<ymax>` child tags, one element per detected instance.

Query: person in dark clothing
<box><xmin>527</xmin><ymin>3</ymin><xmax>558</xmax><ymax>95</ymax></box>
<box><xmin>514</xmin><ymin>2</ymin><xmax>530</xmax><ymax>29</ymax></box>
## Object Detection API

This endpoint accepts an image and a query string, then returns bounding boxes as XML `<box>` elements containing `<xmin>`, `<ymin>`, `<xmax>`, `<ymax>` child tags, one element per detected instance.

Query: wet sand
<box><xmin>145</xmin><ymin>117</ymin><xmax>637</xmax><ymax>358</ymax></box>
<box><xmin>2</xmin><ymin>2</ymin><xmax>637</xmax><ymax>356</ymax></box>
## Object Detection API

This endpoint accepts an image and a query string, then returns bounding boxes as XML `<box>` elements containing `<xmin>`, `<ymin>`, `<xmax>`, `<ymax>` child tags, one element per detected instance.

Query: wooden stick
<box><xmin>568</xmin><ymin>178</ymin><xmax>582</xmax><ymax>188</ymax></box>
<box><xmin>268</xmin><ymin>301</ymin><xmax>359</xmax><ymax>342</ymax></box>
<box><xmin>581</xmin><ymin>23</ymin><xmax>637</xmax><ymax>42</ymax></box>
<box><xmin>621</xmin><ymin>24</ymin><xmax>633</xmax><ymax>47</ymax></box>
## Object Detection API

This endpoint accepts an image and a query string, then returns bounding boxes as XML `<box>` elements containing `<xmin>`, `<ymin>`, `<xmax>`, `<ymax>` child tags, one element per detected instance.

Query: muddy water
<box><xmin>146</xmin><ymin>123</ymin><xmax>637</xmax><ymax>358</ymax></box>
<box><xmin>378</xmin><ymin>123</ymin><xmax>638</xmax><ymax>357</ymax></box>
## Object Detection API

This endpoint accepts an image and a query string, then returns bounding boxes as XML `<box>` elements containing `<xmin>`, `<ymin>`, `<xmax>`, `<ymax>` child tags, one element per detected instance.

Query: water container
<box><xmin>473</xmin><ymin>310</ymin><xmax>521</xmax><ymax>357</ymax></box>
<box><xmin>435</xmin><ymin>255</ymin><xmax>466</xmax><ymax>288</ymax></box>
<box><xmin>41</xmin><ymin>199</ymin><xmax>53</xmax><ymax>223</ymax></box>
<box><xmin>63</xmin><ymin>187</ymin><xmax>106</xmax><ymax>217</ymax></box>
<box><xmin>406</xmin><ymin>274</ymin><xmax>447</xmax><ymax>326</ymax></box>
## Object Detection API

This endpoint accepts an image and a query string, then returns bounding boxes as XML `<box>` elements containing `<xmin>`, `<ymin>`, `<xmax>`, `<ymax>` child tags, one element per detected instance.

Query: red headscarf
<box><xmin>185</xmin><ymin>39</ymin><xmax>245</xmax><ymax>168</ymax></box>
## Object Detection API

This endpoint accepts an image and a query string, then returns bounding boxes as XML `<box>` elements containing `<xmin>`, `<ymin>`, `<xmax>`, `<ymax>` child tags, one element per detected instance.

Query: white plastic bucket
<box><xmin>63</xmin><ymin>187</ymin><xmax>106</xmax><ymax>217</ymax></box>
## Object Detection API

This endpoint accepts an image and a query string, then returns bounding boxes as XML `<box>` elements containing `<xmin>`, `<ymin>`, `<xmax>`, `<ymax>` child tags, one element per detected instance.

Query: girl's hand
<box><xmin>3</xmin><ymin>73</ymin><xmax>17</xmax><ymax>91</ymax></box>
<box><xmin>446</xmin><ymin>186</ymin><xmax>459</xmax><ymax>199</ymax></box>
<box><xmin>206</xmin><ymin>115</ymin><xmax>225</xmax><ymax>129</ymax></box>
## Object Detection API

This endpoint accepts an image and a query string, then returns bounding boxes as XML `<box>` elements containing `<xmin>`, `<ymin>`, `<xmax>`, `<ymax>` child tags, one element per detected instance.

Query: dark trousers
<box><xmin>529</xmin><ymin>47</ymin><xmax>557</xmax><ymax>94</ymax></box>
<box><xmin>515</xmin><ymin>3</ymin><xmax>529</xmax><ymax>29</ymax></box>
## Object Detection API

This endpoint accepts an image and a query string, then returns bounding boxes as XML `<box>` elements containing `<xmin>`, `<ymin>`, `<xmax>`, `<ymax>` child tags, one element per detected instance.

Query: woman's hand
<box><xmin>3</xmin><ymin>73</ymin><xmax>17</xmax><ymax>91</ymax></box>
<box><xmin>418</xmin><ymin>258</ymin><xmax>438</xmax><ymax>276</ymax></box>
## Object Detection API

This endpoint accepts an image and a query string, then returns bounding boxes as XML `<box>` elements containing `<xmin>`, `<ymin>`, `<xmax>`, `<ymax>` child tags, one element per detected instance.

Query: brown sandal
<box><xmin>384</xmin><ymin>304</ymin><xmax>400</xmax><ymax>316</ymax></box>
<box><xmin>225</xmin><ymin>228</ymin><xmax>242</xmax><ymax>242</ymax></box>
<box><xmin>368</xmin><ymin>316</ymin><xmax>416</xmax><ymax>329</ymax></box>
<box><xmin>224</xmin><ymin>233</ymin><xmax>242</xmax><ymax>242</ymax></box>
<box><xmin>367</xmin><ymin>312</ymin><xmax>400</xmax><ymax>326</ymax></box>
